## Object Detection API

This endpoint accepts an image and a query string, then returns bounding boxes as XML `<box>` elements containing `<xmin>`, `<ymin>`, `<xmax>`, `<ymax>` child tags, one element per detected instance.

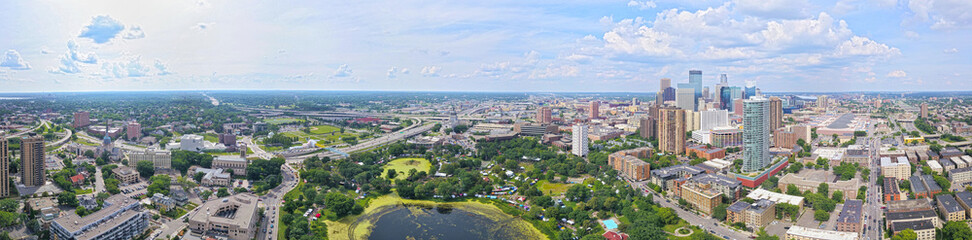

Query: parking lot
<box><xmin>120</xmin><ymin>182</ymin><xmax>149</xmax><ymax>198</ymax></box>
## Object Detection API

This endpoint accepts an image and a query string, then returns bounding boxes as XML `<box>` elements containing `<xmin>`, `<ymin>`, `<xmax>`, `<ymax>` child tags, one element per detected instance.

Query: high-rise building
<box><xmin>769</xmin><ymin>97</ymin><xmax>783</xmax><ymax>131</ymax></box>
<box><xmin>21</xmin><ymin>135</ymin><xmax>45</xmax><ymax>187</ymax></box>
<box><xmin>817</xmin><ymin>96</ymin><xmax>829</xmax><ymax>109</ymax></box>
<box><xmin>676</xmin><ymin>88</ymin><xmax>696</xmax><ymax>111</ymax></box>
<box><xmin>742</xmin><ymin>96</ymin><xmax>770</xmax><ymax>172</ymax></box>
<box><xmin>689</xmin><ymin>70</ymin><xmax>703</xmax><ymax>99</ymax></box>
<box><xmin>536</xmin><ymin>106</ymin><xmax>552</xmax><ymax>124</ymax></box>
<box><xmin>73</xmin><ymin>111</ymin><xmax>90</xmax><ymax>128</ymax></box>
<box><xmin>126</xmin><ymin>122</ymin><xmax>141</xmax><ymax>140</ymax></box>
<box><xmin>658</xmin><ymin>107</ymin><xmax>686</xmax><ymax>154</ymax></box>
<box><xmin>920</xmin><ymin>103</ymin><xmax>928</xmax><ymax>118</ymax></box>
<box><xmin>0</xmin><ymin>136</ymin><xmax>7</xmax><ymax>197</ymax></box>
<box><xmin>702</xmin><ymin>87</ymin><xmax>709</xmax><ymax>101</ymax></box>
<box><xmin>700</xmin><ymin>109</ymin><xmax>729</xmax><ymax>131</ymax></box>
<box><xmin>632</xmin><ymin>97</ymin><xmax>638</xmax><ymax>106</ymax></box>
<box><xmin>660</xmin><ymin>78</ymin><xmax>671</xmax><ymax>90</ymax></box>
<box><xmin>589</xmin><ymin>101</ymin><xmax>599</xmax><ymax>119</ymax></box>
<box><xmin>662</xmin><ymin>87</ymin><xmax>676</xmax><ymax>102</ymax></box>
<box><xmin>572</xmin><ymin>125</ymin><xmax>589</xmax><ymax>156</ymax></box>
<box><xmin>744</xmin><ymin>80</ymin><xmax>757</xmax><ymax>99</ymax></box>
<box><xmin>639</xmin><ymin>117</ymin><xmax>655</xmax><ymax>140</ymax></box>
<box><xmin>733</xmin><ymin>99</ymin><xmax>744</xmax><ymax>116</ymax></box>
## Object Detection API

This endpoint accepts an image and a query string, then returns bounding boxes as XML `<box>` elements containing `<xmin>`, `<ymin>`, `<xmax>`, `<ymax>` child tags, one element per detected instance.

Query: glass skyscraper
<box><xmin>677</xmin><ymin>70</ymin><xmax>703</xmax><ymax>110</ymax></box>
<box><xmin>742</xmin><ymin>96</ymin><xmax>770</xmax><ymax>172</ymax></box>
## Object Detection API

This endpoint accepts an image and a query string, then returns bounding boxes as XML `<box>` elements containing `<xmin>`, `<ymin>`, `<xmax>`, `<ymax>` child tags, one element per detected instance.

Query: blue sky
<box><xmin>0</xmin><ymin>0</ymin><xmax>969</xmax><ymax>92</ymax></box>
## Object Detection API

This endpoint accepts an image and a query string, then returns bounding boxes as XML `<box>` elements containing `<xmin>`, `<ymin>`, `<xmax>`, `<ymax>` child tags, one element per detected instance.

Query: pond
<box><xmin>366</xmin><ymin>205</ymin><xmax>536</xmax><ymax>240</ymax></box>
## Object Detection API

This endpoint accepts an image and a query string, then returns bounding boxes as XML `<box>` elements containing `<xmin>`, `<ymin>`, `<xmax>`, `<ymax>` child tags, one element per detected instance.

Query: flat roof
<box><xmin>836</xmin><ymin>200</ymin><xmax>863</xmax><ymax>224</ymax></box>
<box><xmin>956</xmin><ymin>192</ymin><xmax>972</xmax><ymax>208</ymax></box>
<box><xmin>53</xmin><ymin>195</ymin><xmax>140</xmax><ymax>234</ymax></box>
<box><xmin>937</xmin><ymin>194</ymin><xmax>963</xmax><ymax>213</ymax></box>
<box><xmin>886</xmin><ymin>209</ymin><xmax>938</xmax><ymax>221</ymax></box>
<box><xmin>747</xmin><ymin>188</ymin><xmax>804</xmax><ymax>206</ymax></box>
<box><xmin>826</xmin><ymin>114</ymin><xmax>857</xmax><ymax>129</ymax></box>
<box><xmin>921</xmin><ymin>175</ymin><xmax>941</xmax><ymax>192</ymax></box>
<box><xmin>928</xmin><ymin>160</ymin><xmax>942</xmax><ymax>169</ymax></box>
<box><xmin>890</xmin><ymin>219</ymin><xmax>936</xmax><ymax>232</ymax></box>
<box><xmin>909</xmin><ymin>176</ymin><xmax>927</xmax><ymax>193</ymax></box>
<box><xmin>187</xmin><ymin>193</ymin><xmax>259</xmax><ymax>229</ymax></box>
<box><xmin>786</xmin><ymin>226</ymin><xmax>859</xmax><ymax>240</ymax></box>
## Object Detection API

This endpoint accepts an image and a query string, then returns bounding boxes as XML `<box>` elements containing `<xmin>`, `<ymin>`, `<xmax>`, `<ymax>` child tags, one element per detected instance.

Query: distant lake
<box><xmin>367</xmin><ymin>205</ymin><xmax>535</xmax><ymax>240</ymax></box>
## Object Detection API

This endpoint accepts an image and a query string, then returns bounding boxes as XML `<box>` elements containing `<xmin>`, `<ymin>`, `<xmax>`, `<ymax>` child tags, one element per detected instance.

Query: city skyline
<box><xmin>1</xmin><ymin>0</ymin><xmax>970</xmax><ymax>93</ymax></box>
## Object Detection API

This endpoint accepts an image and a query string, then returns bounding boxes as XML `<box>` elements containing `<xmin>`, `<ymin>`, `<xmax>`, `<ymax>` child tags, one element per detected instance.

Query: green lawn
<box><xmin>201</xmin><ymin>133</ymin><xmax>218</xmax><ymax>142</ymax></box>
<box><xmin>383</xmin><ymin>158</ymin><xmax>432</xmax><ymax>180</ymax></box>
<box><xmin>264</xmin><ymin>118</ymin><xmax>304</xmax><ymax>125</ymax></box>
<box><xmin>308</xmin><ymin>125</ymin><xmax>341</xmax><ymax>134</ymax></box>
<box><xmin>536</xmin><ymin>180</ymin><xmax>572</xmax><ymax>196</ymax></box>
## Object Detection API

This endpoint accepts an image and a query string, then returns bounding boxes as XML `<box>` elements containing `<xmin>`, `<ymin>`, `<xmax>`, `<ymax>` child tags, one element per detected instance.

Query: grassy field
<box><xmin>309</xmin><ymin>125</ymin><xmax>341</xmax><ymax>134</ymax></box>
<box><xmin>281</xmin><ymin>130</ymin><xmax>360</xmax><ymax>147</ymax></box>
<box><xmin>264</xmin><ymin>118</ymin><xmax>304</xmax><ymax>125</ymax></box>
<box><xmin>382</xmin><ymin>158</ymin><xmax>431</xmax><ymax>180</ymax></box>
<box><xmin>201</xmin><ymin>133</ymin><xmax>218</xmax><ymax>142</ymax></box>
<box><xmin>536</xmin><ymin>180</ymin><xmax>573</xmax><ymax>196</ymax></box>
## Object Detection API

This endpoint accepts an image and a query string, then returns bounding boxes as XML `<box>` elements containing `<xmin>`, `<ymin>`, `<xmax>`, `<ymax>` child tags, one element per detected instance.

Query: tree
<box><xmin>136</xmin><ymin>160</ymin><xmax>155</xmax><ymax>178</ymax></box>
<box><xmin>817</xmin><ymin>183</ymin><xmax>829</xmax><ymax>196</ymax></box>
<box><xmin>831</xmin><ymin>190</ymin><xmax>844</xmax><ymax>202</ymax></box>
<box><xmin>891</xmin><ymin>229</ymin><xmax>917</xmax><ymax>240</ymax></box>
<box><xmin>217</xmin><ymin>187</ymin><xmax>230</xmax><ymax>198</ymax></box>
<box><xmin>324</xmin><ymin>192</ymin><xmax>356</xmax><ymax>218</ymax></box>
<box><xmin>713</xmin><ymin>203</ymin><xmax>729</xmax><ymax>221</ymax></box>
<box><xmin>942</xmin><ymin>221</ymin><xmax>972</xmax><ymax>240</ymax></box>
<box><xmin>147</xmin><ymin>175</ymin><xmax>171</xmax><ymax>196</ymax></box>
<box><xmin>814</xmin><ymin>209</ymin><xmax>829</xmax><ymax>221</ymax></box>
<box><xmin>57</xmin><ymin>191</ymin><xmax>79</xmax><ymax>207</ymax></box>
<box><xmin>386</xmin><ymin>169</ymin><xmax>398</xmax><ymax>179</ymax></box>
<box><xmin>565</xmin><ymin>184</ymin><xmax>591</xmax><ymax>202</ymax></box>
<box><xmin>656</xmin><ymin>207</ymin><xmax>679</xmax><ymax>225</ymax></box>
<box><xmin>934</xmin><ymin>175</ymin><xmax>951</xmax><ymax>191</ymax></box>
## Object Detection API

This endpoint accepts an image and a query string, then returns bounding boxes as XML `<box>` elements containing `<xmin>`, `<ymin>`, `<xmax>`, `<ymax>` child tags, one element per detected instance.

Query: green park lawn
<box><xmin>308</xmin><ymin>125</ymin><xmax>341</xmax><ymax>134</ymax></box>
<box><xmin>383</xmin><ymin>158</ymin><xmax>432</xmax><ymax>180</ymax></box>
<box><xmin>536</xmin><ymin>180</ymin><xmax>572</xmax><ymax>196</ymax></box>
<box><xmin>264</xmin><ymin>118</ymin><xmax>304</xmax><ymax>125</ymax></box>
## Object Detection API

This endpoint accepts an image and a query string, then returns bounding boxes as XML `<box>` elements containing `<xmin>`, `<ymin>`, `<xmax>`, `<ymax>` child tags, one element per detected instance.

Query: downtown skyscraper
<box><xmin>742</xmin><ymin>96</ymin><xmax>770</xmax><ymax>172</ymax></box>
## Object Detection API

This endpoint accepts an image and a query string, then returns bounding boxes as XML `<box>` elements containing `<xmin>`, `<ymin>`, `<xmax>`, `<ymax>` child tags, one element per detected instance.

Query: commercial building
<box><xmin>884</xmin><ymin>177</ymin><xmax>902</xmax><ymax>202</ymax></box>
<box><xmin>125</xmin><ymin>122</ymin><xmax>140</xmax><ymax>140</ymax></box>
<box><xmin>734</xmin><ymin>159</ymin><xmax>789</xmax><ymax>188</ymax></box>
<box><xmin>700</xmin><ymin>109</ymin><xmax>729</xmax><ymax>131</ymax></box>
<box><xmin>778</xmin><ymin>169</ymin><xmax>860</xmax><ymax>200</ymax></box>
<box><xmin>769</xmin><ymin>97</ymin><xmax>783</xmax><ymax>131</ymax></box>
<box><xmin>125</xmin><ymin>148</ymin><xmax>171</xmax><ymax>169</ymax></box>
<box><xmin>588</xmin><ymin>127</ymin><xmax>624</xmax><ymax>141</ymax></box>
<box><xmin>890</xmin><ymin>219</ymin><xmax>936</xmax><ymax>240</ymax></box>
<box><xmin>726</xmin><ymin>199</ymin><xmax>776</xmax><ymax>228</ymax></box>
<box><xmin>607</xmin><ymin>147</ymin><xmax>652</xmax><ymax>181</ymax></box>
<box><xmin>187</xmin><ymin>193</ymin><xmax>260</xmax><ymax>240</ymax></box>
<box><xmin>111</xmin><ymin>166</ymin><xmax>140</xmax><ymax>184</ymax></box>
<box><xmin>650</xmin><ymin>164</ymin><xmax>704</xmax><ymax>191</ymax></box>
<box><xmin>676</xmin><ymin>88</ymin><xmax>696</xmax><ymax>111</ymax></box>
<box><xmin>684</xmin><ymin>144</ymin><xmax>725</xmax><ymax>160</ymax></box>
<box><xmin>180</xmin><ymin>134</ymin><xmax>205</xmax><ymax>152</ymax></box>
<box><xmin>688</xmin><ymin>173</ymin><xmax>742</xmax><ymax>200</ymax></box>
<box><xmin>571</xmin><ymin>124</ymin><xmax>588</xmax><ymax>157</ymax></box>
<box><xmin>657</xmin><ymin>107</ymin><xmax>686</xmax><ymax>154</ymax></box>
<box><xmin>773</xmin><ymin>125</ymin><xmax>810</xmax><ymax>148</ymax></box>
<box><xmin>0</xmin><ymin>136</ymin><xmax>7</xmax><ymax>197</ymax></box>
<box><xmin>514</xmin><ymin>123</ymin><xmax>557</xmax><ymax>136</ymax></box>
<box><xmin>536</xmin><ymin>106</ymin><xmax>552</xmax><ymax>124</ymax></box>
<box><xmin>742</xmin><ymin>96</ymin><xmax>770</xmax><ymax>172</ymax></box>
<box><xmin>881</xmin><ymin>157</ymin><xmax>912</xmax><ymax>180</ymax></box>
<box><xmin>212</xmin><ymin>155</ymin><xmax>248</xmax><ymax>176</ymax></box>
<box><xmin>73</xmin><ymin>111</ymin><xmax>90</xmax><ymax>128</ymax></box>
<box><xmin>710</xmin><ymin>127</ymin><xmax>743</xmax><ymax>148</ymax></box>
<box><xmin>680</xmin><ymin>182</ymin><xmax>722</xmax><ymax>215</ymax></box>
<box><xmin>22</xmin><ymin>135</ymin><xmax>45</xmax><ymax>187</ymax></box>
<box><xmin>747</xmin><ymin>188</ymin><xmax>804</xmax><ymax>207</ymax></box>
<box><xmin>218</xmin><ymin>133</ymin><xmax>237</xmax><ymax>147</ymax></box>
<box><xmin>193</xmin><ymin>167</ymin><xmax>232</xmax><ymax>187</ymax></box>
<box><xmin>835</xmin><ymin>200</ymin><xmax>863</xmax><ymax>233</ymax></box>
<box><xmin>937</xmin><ymin>194</ymin><xmax>966</xmax><ymax>221</ymax></box>
<box><xmin>784</xmin><ymin>226</ymin><xmax>859</xmax><ymax>240</ymax></box>
<box><xmin>51</xmin><ymin>195</ymin><xmax>149</xmax><ymax>240</ymax></box>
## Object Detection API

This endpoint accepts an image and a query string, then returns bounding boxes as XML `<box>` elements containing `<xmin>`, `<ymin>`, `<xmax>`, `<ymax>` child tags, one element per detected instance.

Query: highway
<box><xmin>289</xmin><ymin>117</ymin><xmax>433</xmax><ymax>163</ymax></box>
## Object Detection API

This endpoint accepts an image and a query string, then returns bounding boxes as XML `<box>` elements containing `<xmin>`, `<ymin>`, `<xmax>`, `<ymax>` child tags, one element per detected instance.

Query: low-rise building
<box><xmin>607</xmin><ymin>147</ymin><xmax>652</xmax><ymax>181</ymax></box>
<box><xmin>111</xmin><ymin>166</ymin><xmax>140</xmax><ymax>184</ymax></box>
<box><xmin>212</xmin><ymin>155</ymin><xmax>248</xmax><ymax>176</ymax></box>
<box><xmin>684</xmin><ymin>144</ymin><xmax>725</xmax><ymax>160</ymax></box>
<box><xmin>51</xmin><ymin>195</ymin><xmax>150</xmax><ymax>240</ymax></box>
<box><xmin>884</xmin><ymin>177</ymin><xmax>902</xmax><ymax>202</ymax></box>
<box><xmin>950</xmin><ymin>167</ymin><xmax>972</xmax><ymax>190</ymax></box>
<box><xmin>889</xmin><ymin>219</ymin><xmax>936</xmax><ymax>240</ymax></box>
<box><xmin>747</xmin><ymin>188</ymin><xmax>805</xmax><ymax>207</ymax></box>
<box><xmin>881</xmin><ymin>157</ymin><xmax>911</xmax><ymax>180</ymax></box>
<box><xmin>125</xmin><ymin>148</ymin><xmax>171</xmax><ymax>169</ymax></box>
<box><xmin>187</xmin><ymin>193</ymin><xmax>260</xmax><ymax>240</ymax></box>
<box><xmin>927</xmin><ymin>160</ymin><xmax>943</xmax><ymax>175</ymax></box>
<box><xmin>886</xmin><ymin>209</ymin><xmax>940</xmax><ymax>229</ymax></box>
<box><xmin>193</xmin><ymin>167</ymin><xmax>232</xmax><ymax>187</ymax></box>
<box><xmin>726</xmin><ymin>199</ymin><xmax>775</xmax><ymax>229</ymax></box>
<box><xmin>650</xmin><ymin>164</ymin><xmax>704</xmax><ymax>191</ymax></box>
<box><xmin>785</xmin><ymin>226</ymin><xmax>859</xmax><ymax>240</ymax></box>
<box><xmin>835</xmin><ymin>200</ymin><xmax>863</xmax><ymax>233</ymax></box>
<box><xmin>151</xmin><ymin>193</ymin><xmax>176</xmax><ymax>212</ymax></box>
<box><xmin>680</xmin><ymin>182</ymin><xmax>722</xmax><ymax>216</ymax></box>
<box><xmin>937</xmin><ymin>194</ymin><xmax>966</xmax><ymax>221</ymax></box>
<box><xmin>688</xmin><ymin>173</ymin><xmax>742</xmax><ymax>200</ymax></box>
<box><xmin>513</xmin><ymin>123</ymin><xmax>558</xmax><ymax>136</ymax></box>
<box><xmin>955</xmin><ymin>191</ymin><xmax>972</xmax><ymax>219</ymax></box>
<box><xmin>778</xmin><ymin>169</ymin><xmax>859</xmax><ymax>200</ymax></box>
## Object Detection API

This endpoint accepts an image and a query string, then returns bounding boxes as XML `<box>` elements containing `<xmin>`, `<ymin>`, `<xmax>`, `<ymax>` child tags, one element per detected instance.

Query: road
<box><xmin>256</xmin><ymin>161</ymin><xmax>299</xmax><ymax>240</ymax></box>
<box><xmin>94</xmin><ymin>165</ymin><xmax>106</xmax><ymax>193</ymax></box>
<box><xmin>863</xmin><ymin>121</ymin><xmax>884</xmax><ymax>240</ymax></box>
<box><xmin>647</xmin><ymin>191</ymin><xmax>751</xmax><ymax>239</ymax></box>
<box><xmin>289</xmin><ymin>118</ymin><xmax>433</xmax><ymax>163</ymax></box>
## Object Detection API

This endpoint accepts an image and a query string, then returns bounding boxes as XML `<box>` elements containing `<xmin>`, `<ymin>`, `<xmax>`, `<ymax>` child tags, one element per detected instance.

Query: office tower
<box><xmin>656</xmin><ymin>90</ymin><xmax>664</xmax><ymax>105</ymax></box>
<box><xmin>769</xmin><ymin>97</ymin><xmax>783</xmax><ymax>131</ymax></box>
<box><xmin>742</xmin><ymin>97</ymin><xmax>770</xmax><ymax>172</ymax></box>
<box><xmin>657</xmin><ymin>107</ymin><xmax>686</xmax><ymax>154</ymax></box>
<box><xmin>572</xmin><ymin>125</ymin><xmax>589</xmax><ymax>156</ymax></box>
<box><xmin>744</xmin><ymin>80</ymin><xmax>757</xmax><ymax>99</ymax></box>
<box><xmin>676</xmin><ymin>88</ymin><xmax>696</xmax><ymax>111</ymax></box>
<box><xmin>21</xmin><ymin>135</ymin><xmax>45</xmax><ymax>187</ymax></box>
<box><xmin>817</xmin><ymin>96</ymin><xmax>829</xmax><ymax>108</ymax></box>
<box><xmin>0</xmin><ymin>136</ymin><xmax>7</xmax><ymax>197</ymax></box>
<box><xmin>701</xmin><ymin>109</ymin><xmax>729</xmax><ymax>131</ymax></box>
<box><xmin>662</xmin><ymin>87</ymin><xmax>676</xmax><ymax>102</ymax></box>
<box><xmin>702</xmin><ymin>87</ymin><xmax>709</xmax><ymax>101</ymax></box>
<box><xmin>126</xmin><ymin>122</ymin><xmax>141</xmax><ymax>140</ymax></box>
<box><xmin>73</xmin><ymin>111</ymin><xmax>90</xmax><ymax>128</ymax></box>
<box><xmin>689</xmin><ymin>70</ymin><xmax>703</xmax><ymax>98</ymax></box>
<box><xmin>719</xmin><ymin>86</ymin><xmax>732</xmax><ymax>110</ymax></box>
<box><xmin>660</xmin><ymin>78</ymin><xmax>671</xmax><ymax>90</ymax></box>
<box><xmin>632</xmin><ymin>97</ymin><xmax>638</xmax><ymax>106</ymax></box>
<box><xmin>920</xmin><ymin>103</ymin><xmax>928</xmax><ymax>118</ymax></box>
<box><xmin>589</xmin><ymin>101</ymin><xmax>599</xmax><ymax>119</ymax></box>
<box><xmin>720</xmin><ymin>74</ymin><xmax>728</xmax><ymax>85</ymax></box>
<box><xmin>536</xmin><ymin>106</ymin><xmax>552</xmax><ymax>124</ymax></box>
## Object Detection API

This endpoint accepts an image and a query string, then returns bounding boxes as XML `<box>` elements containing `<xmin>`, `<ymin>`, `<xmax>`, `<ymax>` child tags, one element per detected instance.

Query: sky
<box><xmin>0</xmin><ymin>0</ymin><xmax>970</xmax><ymax>93</ymax></box>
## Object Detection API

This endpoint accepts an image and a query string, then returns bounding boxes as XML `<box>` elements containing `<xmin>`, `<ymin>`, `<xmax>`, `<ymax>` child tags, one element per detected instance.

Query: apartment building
<box><xmin>835</xmin><ymin>200</ymin><xmax>863</xmax><ymax>233</ymax></box>
<box><xmin>884</xmin><ymin>177</ymin><xmax>902</xmax><ymax>202</ymax></box>
<box><xmin>881</xmin><ymin>157</ymin><xmax>911</xmax><ymax>180</ymax></box>
<box><xmin>680</xmin><ymin>182</ymin><xmax>722</xmax><ymax>216</ymax></box>
<box><xmin>937</xmin><ymin>194</ymin><xmax>966</xmax><ymax>221</ymax></box>
<box><xmin>607</xmin><ymin>147</ymin><xmax>652</xmax><ymax>181</ymax></box>
<box><xmin>726</xmin><ymin>199</ymin><xmax>776</xmax><ymax>229</ymax></box>
<box><xmin>890</xmin><ymin>220</ymin><xmax>936</xmax><ymax>240</ymax></box>
<box><xmin>955</xmin><ymin>191</ymin><xmax>972</xmax><ymax>219</ymax></box>
<box><xmin>778</xmin><ymin>169</ymin><xmax>859</xmax><ymax>200</ymax></box>
<box><xmin>650</xmin><ymin>164</ymin><xmax>704</xmax><ymax>191</ymax></box>
<box><xmin>784</xmin><ymin>226</ymin><xmax>859</xmax><ymax>240</ymax></box>
<box><xmin>689</xmin><ymin>173</ymin><xmax>742</xmax><ymax>200</ymax></box>
<box><xmin>950</xmin><ymin>167</ymin><xmax>972</xmax><ymax>191</ymax></box>
<box><xmin>51</xmin><ymin>195</ymin><xmax>149</xmax><ymax>240</ymax></box>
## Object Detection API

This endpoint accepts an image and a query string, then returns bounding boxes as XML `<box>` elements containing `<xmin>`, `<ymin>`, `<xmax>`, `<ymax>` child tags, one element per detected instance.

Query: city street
<box><xmin>256</xmin><ymin>161</ymin><xmax>299</xmax><ymax>240</ymax></box>
<box><xmin>647</xmin><ymin>191</ymin><xmax>751</xmax><ymax>240</ymax></box>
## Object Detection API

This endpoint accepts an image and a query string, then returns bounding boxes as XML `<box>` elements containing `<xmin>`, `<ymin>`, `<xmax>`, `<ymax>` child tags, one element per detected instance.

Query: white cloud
<box><xmin>194</xmin><ymin>22</ymin><xmax>213</xmax><ymax>30</ymax></box>
<box><xmin>102</xmin><ymin>56</ymin><xmax>152</xmax><ymax>78</ymax></box>
<box><xmin>387</xmin><ymin>67</ymin><xmax>409</xmax><ymax>78</ymax></box>
<box><xmin>331</xmin><ymin>64</ymin><xmax>353</xmax><ymax>78</ymax></box>
<box><xmin>50</xmin><ymin>40</ymin><xmax>99</xmax><ymax>74</ymax></box>
<box><xmin>123</xmin><ymin>26</ymin><xmax>146</xmax><ymax>39</ymax></box>
<box><xmin>733</xmin><ymin>0</ymin><xmax>812</xmax><ymax>19</ymax></box>
<box><xmin>603</xmin><ymin>19</ymin><xmax>682</xmax><ymax>57</ymax></box>
<box><xmin>627</xmin><ymin>0</ymin><xmax>657</xmax><ymax>10</ymax></box>
<box><xmin>564</xmin><ymin>54</ymin><xmax>593</xmax><ymax>63</ymax></box>
<box><xmin>835</xmin><ymin>36</ymin><xmax>900</xmax><ymax>57</ymax></box>
<box><xmin>530</xmin><ymin>65</ymin><xmax>579</xmax><ymax>79</ymax></box>
<box><xmin>904</xmin><ymin>31</ymin><xmax>920</xmax><ymax>39</ymax></box>
<box><xmin>154</xmin><ymin>59</ymin><xmax>172</xmax><ymax>75</ymax></box>
<box><xmin>907</xmin><ymin>0</ymin><xmax>972</xmax><ymax>30</ymax></box>
<box><xmin>421</xmin><ymin>66</ymin><xmax>440</xmax><ymax>77</ymax></box>
<box><xmin>0</xmin><ymin>50</ymin><xmax>31</xmax><ymax>70</ymax></box>
<box><xmin>755</xmin><ymin>12</ymin><xmax>852</xmax><ymax>50</ymax></box>
<box><xmin>700</xmin><ymin>46</ymin><xmax>757</xmax><ymax>60</ymax></box>
<box><xmin>78</xmin><ymin>15</ymin><xmax>126</xmax><ymax>44</ymax></box>
<box><xmin>887</xmin><ymin>70</ymin><xmax>907</xmax><ymax>78</ymax></box>
<box><xmin>944</xmin><ymin>48</ymin><xmax>959</xmax><ymax>54</ymax></box>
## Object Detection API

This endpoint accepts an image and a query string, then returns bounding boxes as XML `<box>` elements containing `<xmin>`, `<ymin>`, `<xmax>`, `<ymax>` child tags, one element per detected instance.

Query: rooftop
<box><xmin>881</xmin><ymin>157</ymin><xmax>909</xmax><ymax>167</ymax></box>
<box><xmin>909</xmin><ymin>175</ymin><xmax>927</xmax><ymax>193</ymax></box>
<box><xmin>886</xmin><ymin>209</ymin><xmax>938</xmax><ymax>221</ymax></box>
<box><xmin>890</xmin><ymin>219</ymin><xmax>936</xmax><ymax>232</ymax></box>
<box><xmin>937</xmin><ymin>194</ymin><xmax>963</xmax><ymax>213</ymax></box>
<box><xmin>836</xmin><ymin>200</ymin><xmax>863</xmax><ymax>224</ymax></box>
<box><xmin>886</xmin><ymin>198</ymin><xmax>933</xmax><ymax>212</ymax></box>
<box><xmin>187</xmin><ymin>193</ymin><xmax>259</xmax><ymax>229</ymax></box>
<box><xmin>53</xmin><ymin>195</ymin><xmax>141</xmax><ymax>235</ymax></box>
<box><xmin>747</xmin><ymin>188</ymin><xmax>804</xmax><ymax>206</ymax></box>
<box><xmin>786</xmin><ymin>226</ymin><xmax>859</xmax><ymax>240</ymax></box>
<box><xmin>689</xmin><ymin>173</ymin><xmax>741</xmax><ymax>188</ymax></box>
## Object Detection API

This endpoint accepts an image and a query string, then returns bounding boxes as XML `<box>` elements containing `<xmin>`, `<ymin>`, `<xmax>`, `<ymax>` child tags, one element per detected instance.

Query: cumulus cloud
<box><xmin>421</xmin><ymin>66</ymin><xmax>440</xmax><ymax>77</ymax></box>
<box><xmin>530</xmin><ymin>65</ymin><xmax>579</xmax><ymax>79</ymax></box>
<box><xmin>564</xmin><ymin>54</ymin><xmax>593</xmax><ymax>63</ymax></box>
<box><xmin>626</xmin><ymin>0</ymin><xmax>656</xmax><ymax>10</ymax></box>
<box><xmin>123</xmin><ymin>26</ymin><xmax>145</xmax><ymax>39</ymax></box>
<box><xmin>154</xmin><ymin>59</ymin><xmax>172</xmax><ymax>75</ymax></box>
<box><xmin>78</xmin><ymin>15</ymin><xmax>126</xmax><ymax>44</ymax></box>
<box><xmin>0</xmin><ymin>50</ymin><xmax>31</xmax><ymax>70</ymax></box>
<box><xmin>944</xmin><ymin>48</ymin><xmax>959</xmax><ymax>54</ymax></box>
<box><xmin>733</xmin><ymin>0</ymin><xmax>812</xmax><ymax>19</ymax></box>
<box><xmin>887</xmin><ymin>70</ymin><xmax>907</xmax><ymax>78</ymax></box>
<box><xmin>602</xmin><ymin>19</ymin><xmax>681</xmax><ymax>57</ymax></box>
<box><xmin>50</xmin><ymin>40</ymin><xmax>99</xmax><ymax>74</ymax></box>
<box><xmin>387</xmin><ymin>67</ymin><xmax>409</xmax><ymax>78</ymax></box>
<box><xmin>835</xmin><ymin>36</ymin><xmax>900</xmax><ymax>57</ymax></box>
<box><xmin>907</xmin><ymin>0</ymin><xmax>972</xmax><ymax>30</ymax></box>
<box><xmin>101</xmin><ymin>56</ymin><xmax>152</xmax><ymax>78</ymax></box>
<box><xmin>331</xmin><ymin>64</ymin><xmax>353</xmax><ymax>78</ymax></box>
